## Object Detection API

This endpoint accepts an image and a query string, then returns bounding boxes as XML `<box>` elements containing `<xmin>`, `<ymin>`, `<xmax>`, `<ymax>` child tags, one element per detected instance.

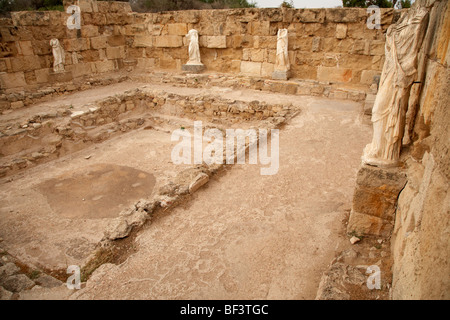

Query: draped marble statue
<box><xmin>362</xmin><ymin>7</ymin><xmax>429</xmax><ymax>167</ymax></box>
<box><xmin>275</xmin><ymin>29</ymin><xmax>289</xmax><ymax>71</ymax></box>
<box><xmin>50</xmin><ymin>39</ymin><xmax>65</xmax><ymax>73</ymax></box>
<box><xmin>272</xmin><ymin>29</ymin><xmax>290</xmax><ymax>80</ymax></box>
<box><xmin>182</xmin><ymin>29</ymin><xmax>204</xmax><ymax>73</ymax></box>
<box><xmin>186</xmin><ymin>29</ymin><xmax>201</xmax><ymax>65</ymax></box>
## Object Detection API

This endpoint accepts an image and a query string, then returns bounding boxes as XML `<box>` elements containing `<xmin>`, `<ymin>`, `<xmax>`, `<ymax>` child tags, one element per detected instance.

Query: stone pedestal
<box><xmin>48</xmin><ymin>71</ymin><xmax>73</xmax><ymax>83</ymax></box>
<box><xmin>182</xmin><ymin>64</ymin><xmax>205</xmax><ymax>73</ymax></box>
<box><xmin>347</xmin><ymin>164</ymin><xmax>407</xmax><ymax>238</ymax></box>
<box><xmin>272</xmin><ymin>70</ymin><xmax>290</xmax><ymax>81</ymax></box>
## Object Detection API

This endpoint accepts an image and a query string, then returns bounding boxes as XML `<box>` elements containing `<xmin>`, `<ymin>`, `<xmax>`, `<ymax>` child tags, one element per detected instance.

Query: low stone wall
<box><xmin>0</xmin><ymin>85</ymin><xmax>291</xmax><ymax>178</ymax></box>
<box><xmin>1</xmin><ymin>1</ymin><xmax>396</xmax><ymax>96</ymax></box>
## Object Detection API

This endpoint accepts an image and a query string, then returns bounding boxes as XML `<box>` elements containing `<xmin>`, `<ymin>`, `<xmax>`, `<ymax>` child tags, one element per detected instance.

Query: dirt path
<box><xmin>69</xmin><ymin>96</ymin><xmax>371</xmax><ymax>300</ymax></box>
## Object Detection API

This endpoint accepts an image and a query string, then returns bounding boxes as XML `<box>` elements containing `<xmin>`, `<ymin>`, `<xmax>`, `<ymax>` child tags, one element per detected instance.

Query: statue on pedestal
<box><xmin>272</xmin><ymin>29</ymin><xmax>290</xmax><ymax>80</ymax></box>
<box><xmin>50</xmin><ymin>39</ymin><xmax>65</xmax><ymax>73</ymax></box>
<box><xmin>362</xmin><ymin>7</ymin><xmax>429</xmax><ymax>167</ymax></box>
<box><xmin>182</xmin><ymin>29</ymin><xmax>205</xmax><ymax>73</ymax></box>
<box><xmin>186</xmin><ymin>29</ymin><xmax>201</xmax><ymax>65</ymax></box>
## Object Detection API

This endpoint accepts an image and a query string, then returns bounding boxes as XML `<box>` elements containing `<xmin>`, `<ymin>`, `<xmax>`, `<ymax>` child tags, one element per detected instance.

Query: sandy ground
<box><xmin>0</xmin><ymin>126</ymin><xmax>190</xmax><ymax>270</ymax></box>
<box><xmin>1</xmin><ymin>81</ymin><xmax>373</xmax><ymax>299</ymax></box>
<box><xmin>70</xmin><ymin>95</ymin><xmax>372</xmax><ymax>300</ymax></box>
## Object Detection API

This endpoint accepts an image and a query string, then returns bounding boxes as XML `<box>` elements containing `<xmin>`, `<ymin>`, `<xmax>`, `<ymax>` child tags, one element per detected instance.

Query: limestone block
<box><xmin>364</xmin><ymin>94</ymin><xmax>376</xmax><ymax>115</ymax></box>
<box><xmin>350</xmin><ymin>40</ymin><xmax>368</xmax><ymax>55</ymax></box>
<box><xmin>34</xmin><ymin>68</ymin><xmax>51</xmax><ymax>83</ymax></box>
<box><xmin>133</xmin><ymin>35</ymin><xmax>153</xmax><ymax>48</ymax></box>
<box><xmin>154</xmin><ymin>36</ymin><xmax>183</xmax><ymax>48</ymax></box>
<box><xmin>200</xmin><ymin>36</ymin><xmax>227</xmax><ymax>49</ymax></box>
<box><xmin>97</xmin><ymin>1</ymin><xmax>132</xmax><ymax>13</ymax></box>
<box><xmin>48</xmin><ymin>70</ymin><xmax>73</xmax><ymax>83</ymax></box>
<box><xmin>10</xmin><ymin>101</ymin><xmax>24</xmax><ymax>109</ymax></box>
<box><xmin>93</xmin><ymin>60</ymin><xmax>115</xmax><ymax>73</ymax></box>
<box><xmin>360</xmin><ymin>70</ymin><xmax>381</xmax><ymax>85</ymax></box>
<box><xmin>347</xmin><ymin>165</ymin><xmax>407</xmax><ymax>237</ymax></box>
<box><xmin>182</xmin><ymin>64</ymin><xmax>205</xmax><ymax>73</ymax></box>
<box><xmin>312</xmin><ymin>37</ymin><xmax>321</xmax><ymax>52</ymax></box>
<box><xmin>243</xmin><ymin>48</ymin><xmax>266</xmax><ymax>62</ymax></box>
<box><xmin>1</xmin><ymin>274</ymin><xmax>35</xmax><ymax>292</ymax></box>
<box><xmin>104</xmin><ymin>218</ymin><xmax>131</xmax><ymax>241</ymax></box>
<box><xmin>10</xmin><ymin>56</ymin><xmax>41</xmax><ymax>72</ymax></box>
<box><xmin>261</xmin><ymin>62</ymin><xmax>274</xmax><ymax>77</ymax></box>
<box><xmin>0</xmin><ymin>59</ymin><xmax>8</xmax><ymax>73</ymax></box>
<box><xmin>78</xmin><ymin>0</ymin><xmax>98</xmax><ymax>13</ymax></box>
<box><xmin>347</xmin><ymin>211</ymin><xmax>393</xmax><ymax>238</ymax></box>
<box><xmin>67</xmin><ymin>62</ymin><xmax>92</xmax><ymax>78</ymax></box>
<box><xmin>297</xmin><ymin>84</ymin><xmax>312</xmax><ymax>95</ymax></box>
<box><xmin>63</xmin><ymin>38</ymin><xmax>90</xmax><ymax>52</ymax></box>
<box><xmin>271</xmin><ymin>70</ymin><xmax>290</xmax><ymax>81</ymax></box>
<box><xmin>10</xmin><ymin>11</ymin><xmax>51</xmax><ymax>26</ymax></box>
<box><xmin>189</xmin><ymin>173</ymin><xmax>209</xmax><ymax>194</ymax></box>
<box><xmin>325</xmin><ymin>8</ymin><xmax>365</xmax><ymax>23</ymax></box>
<box><xmin>82</xmin><ymin>12</ymin><xmax>107</xmax><ymax>26</ymax></box>
<box><xmin>135</xmin><ymin>58</ymin><xmax>154</xmax><ymax>70</ymax></box>
<box><xmin>240</xmin><ymin>61</ymin><xmax>262</xmax><ymax>76</ymax></box>
<box><xmin>125</xmin><ymin>24</ymin><xmax>146</xmax><ymax>36</ymax></box>
<box><xmin>346</xmin><ymin>23</ymin><xmax>379</xmax><ymax>40</ymax></box>
<box><xmin>249</xmin><ymin>20</ymin><xmax>270</xmax><ymax>35</ymax></box>
<box><xmin>32</xmin><ymin>40</ymin><xmax>52</xmax><ymax>56</ymax></box>
<box><xmin>168</xmin><ymin>23</ymin><xmax>188</xmax><ymax>36</ymax></box>
<box><xmin>336</xmin><ymin>24</ymin><xmax>347</xmax><ymax>39</ymax></box>
<box><xmin>254</xmin><ymin>36</ymin><xmax>277</xmax><ymax>49</ymax></box>
<box><xmin>17</xmin><ymin>41</ymin><xmax>34</xmax><ymax>56</ymax></box>
<box><xmin>294</xmin><ymin>65</ymin><xmax>318</xmax><ymax>80</ymax></box>
<box><xmin>231</xmin><ymin>59</ymin><xmax>241</xmax><ymax>73</ymax></box>
<box><xmin>329</xmin><ymin>90</ymin><xmax>348</xmax><ymax>100</ymax></box>
<box><xmin>231</xmin><ymin>35</ymin><xmax>253</xmax><ymax>48</ymax></box>
<box><xmin>369</xmin><ymin>40</ymin><xmax>385</xmax><ymax>56</ymax></box>
<box><xmin>293</xmin><ymin>9</ymin><xmax>325</xmax><ymax>23</ymax></box>
<box><xmin>106</xmin><ymin>46</ymin><xmax>125</xmax><ymax>59</ymax></box>
<box><xmin>317</xmin><ymin>66</ymin><xmax>352</xmax><ymax>83</ymax></box>
<box><xmin>107</xmin><ymin>35</ymin><xmax>126</xmax><ymax>47</ymax></box>
<box><xmin>90</xmin><ymin>36</ymin><xmax>107</xmax><ymax>49</ymax></box>
<box><xmin>80</xmin><ymin>25</ymin><xmax>99</xmax><ymax>38</ymax></box>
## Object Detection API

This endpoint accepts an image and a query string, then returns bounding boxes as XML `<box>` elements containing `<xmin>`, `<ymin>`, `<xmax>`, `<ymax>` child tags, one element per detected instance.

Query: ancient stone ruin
<box><xmin>0</xmin><ymin>0</ymin><xmax>448</xmax><ymax>301</ymax></box>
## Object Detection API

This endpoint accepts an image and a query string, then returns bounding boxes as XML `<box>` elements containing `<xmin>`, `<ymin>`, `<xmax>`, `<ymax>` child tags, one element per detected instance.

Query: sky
<box><xmin>254</xmin><ymin>0</ymin><xmax>344</xmax><ymax>8</ymax></box>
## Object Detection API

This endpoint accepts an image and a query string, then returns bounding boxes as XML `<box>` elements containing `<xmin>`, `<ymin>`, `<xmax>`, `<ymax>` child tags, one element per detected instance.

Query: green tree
<box><xmin>400</xmin><ymin>0</ymin><xmax>412</xmax><ymax>8</ymax></box>
<box><xmin>280</xmin><ymin>0</ymin><xmax>294</xmax><ymax>8</ymax></box>
<box><xmin>342</xmin><ymin>0</ymin><xmax>409</xmax><ymax>8</ymax></box>
<box><xmin>342</xmin><ymin>0</ymin><xmax>367</xmax><ymax>7</ymax></box>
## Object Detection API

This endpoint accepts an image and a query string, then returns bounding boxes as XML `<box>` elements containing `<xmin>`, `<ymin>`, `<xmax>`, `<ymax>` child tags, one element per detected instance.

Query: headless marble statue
<box><xmin>186</xmin><ymin>29</ymin><xmax>201</xmax><ymax>65</ymax></box>
<box><xmin>50</xmin><ymin>39</ymin><xmax>65</xmax><ymax>73</ymax></box>
<box><xmin>362</xmin><ymin>7</ymin><xmax>429</xmax><ymax>167</ymax></box>
<box><xmin>275</xmin><ymin>29</ymin><xmax>289</xmax><ymax>72</ymax></box>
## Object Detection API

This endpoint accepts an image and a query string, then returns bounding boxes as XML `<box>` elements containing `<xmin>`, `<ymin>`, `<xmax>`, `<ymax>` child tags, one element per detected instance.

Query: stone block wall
<box><xmin>0</xmin><ymin>0</ymin><xmax>396</xmax><ymax>96</ymax></box>
<box><xmin>389</xmin><ymin>0</ymin><xmax>450</xmax><ymax>300</ymax></box>
<box><xmin>0</xmin><ymin>1</ymin><xmax>134</xmax><ymax>92</ymax></box>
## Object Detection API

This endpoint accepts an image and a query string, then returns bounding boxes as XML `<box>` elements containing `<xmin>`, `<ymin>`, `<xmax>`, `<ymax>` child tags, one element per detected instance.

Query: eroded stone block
<box><xmin>347</xmin><ymin>165</ymin><xmax>407</xmax><ymax>237</ymax></box>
